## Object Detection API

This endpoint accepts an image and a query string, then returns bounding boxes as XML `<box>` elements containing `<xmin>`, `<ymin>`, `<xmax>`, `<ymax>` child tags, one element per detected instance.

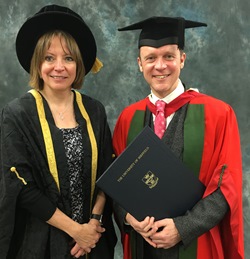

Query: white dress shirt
<box><xmin>148</xmin><ymin>80</ymin><xmax>185</xmax><ymax>128</ymax></box>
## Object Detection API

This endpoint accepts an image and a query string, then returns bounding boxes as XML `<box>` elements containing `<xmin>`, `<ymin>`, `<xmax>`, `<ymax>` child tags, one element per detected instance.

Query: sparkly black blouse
<box><xmin>60</xmin><ymin>125</ymin><xmax>84</xmax><ymax>223</ymax></box>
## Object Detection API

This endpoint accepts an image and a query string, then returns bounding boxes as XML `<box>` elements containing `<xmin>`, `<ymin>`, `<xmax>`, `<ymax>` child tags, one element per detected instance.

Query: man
<box><xmin>112</xmin><ymin>17</ymin><xmax>244</xmax><ymax>259</ymax></box>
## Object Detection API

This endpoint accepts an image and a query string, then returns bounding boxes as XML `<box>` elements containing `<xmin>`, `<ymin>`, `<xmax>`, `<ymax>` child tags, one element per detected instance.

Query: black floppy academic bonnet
<box><xmin>118</xmin><ymin>16</ymin><xmax>207</xmax><ymax>49</ymax></box>
<box><xmin>16</xmin><ymin>4</ymin><xmax>96</xmax><ymax>75</ymax></box>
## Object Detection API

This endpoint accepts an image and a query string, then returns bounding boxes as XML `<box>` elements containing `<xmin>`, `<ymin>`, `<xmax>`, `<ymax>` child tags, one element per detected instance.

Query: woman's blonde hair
<box><xmin>29</xmin><ymin>30</ymin><xmax>85</xmax><ymax>90</ymax></box>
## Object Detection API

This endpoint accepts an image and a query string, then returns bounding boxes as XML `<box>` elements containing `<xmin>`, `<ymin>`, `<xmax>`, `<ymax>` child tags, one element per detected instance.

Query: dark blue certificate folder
<box><xmin>96</xmin><ymin>126</ymin><xmax>205</xmax><ymax>221</ymax></box>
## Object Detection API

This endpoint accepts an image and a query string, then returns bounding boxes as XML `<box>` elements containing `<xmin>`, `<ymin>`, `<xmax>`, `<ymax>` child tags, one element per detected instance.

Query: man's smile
<box><xmin>153</xmin><ymin>74</ymin><xmax>169</xmax><ymax>79</ymax></box>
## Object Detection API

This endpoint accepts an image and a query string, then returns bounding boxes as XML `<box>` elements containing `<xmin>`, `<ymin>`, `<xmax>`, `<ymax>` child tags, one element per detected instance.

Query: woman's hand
<box><xmin>70</xmin><ymin>242</ymin><xmax>88</xmax><ymax>258</ymax></box>
<box><xmin>70</xmin><ymin>219</ymin><xmax>105</xmax><ymax>257</ymax></box>
<box><xmin>47</xmin><ymin>208</ymin><xmax>105</xmax><ymax>255</ymax></box>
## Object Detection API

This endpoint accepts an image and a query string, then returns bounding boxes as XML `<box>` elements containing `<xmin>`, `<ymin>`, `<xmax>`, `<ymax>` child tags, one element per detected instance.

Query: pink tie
<box><xmin>154</xmin><ymin>100</ymin><xmax>166</xmax><ymax>139</ymax></box>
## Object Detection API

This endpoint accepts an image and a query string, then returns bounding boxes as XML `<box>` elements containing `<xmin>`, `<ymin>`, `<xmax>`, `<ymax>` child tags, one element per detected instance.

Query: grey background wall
<box><xmin>0</xmin><ymin>0</ymin><xmax>249</xmax><ymax>258</ymax></box>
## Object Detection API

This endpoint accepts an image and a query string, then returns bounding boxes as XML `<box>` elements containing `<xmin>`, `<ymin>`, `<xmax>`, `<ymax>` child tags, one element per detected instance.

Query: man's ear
<box><xmin>180</xmin><ymin>52</ymin><xmax>186</xmax><ymax>69</ymax></box>
<box><xmin>137</xmin><ymin>56</ymin><xmax>143</xmax><ymax>72</ymax></box>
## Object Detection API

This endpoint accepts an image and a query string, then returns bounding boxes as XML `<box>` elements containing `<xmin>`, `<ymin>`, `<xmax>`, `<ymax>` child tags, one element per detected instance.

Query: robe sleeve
<box><xmin>174</xmin><ymin>188</ymin><xmax>229</xmax><ymax>247</ymax></box>
<box><xmin>189</xmin><ymin>96</ymin><xmax>244</xmax><ymax>259</ymax></box>
<box><xmin>0</xmin><ymin>103</ymin><xmax>52</xmax><ymax>256</ymax></box>
<box><xmin>0</xmin><ymin>104</ymin><xmax>31</xmax><ymax>256</ymax></box>
<box><xmin>18</xmin><ymin>183</ymin><xmax>56</xmax><ymax>221</ymax></box>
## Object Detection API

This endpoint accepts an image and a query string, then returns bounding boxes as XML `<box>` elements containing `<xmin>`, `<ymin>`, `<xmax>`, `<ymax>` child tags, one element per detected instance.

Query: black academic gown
<box><xmin>0</xmin><ymin>90</ymin><xmax>117</xmax><ymax>259</ymax></box>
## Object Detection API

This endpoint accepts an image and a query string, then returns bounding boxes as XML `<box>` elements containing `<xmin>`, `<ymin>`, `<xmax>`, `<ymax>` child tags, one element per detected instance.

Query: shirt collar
<box><xmin>149</xmin><ymin>80</ymin><xmax>185</xmax><ymax>104</ymax></box>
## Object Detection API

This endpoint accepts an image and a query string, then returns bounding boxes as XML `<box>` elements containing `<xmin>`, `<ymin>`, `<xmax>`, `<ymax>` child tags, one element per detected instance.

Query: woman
<box><xmin>0</xmin><ymin>4</ymin><xmax>117</xmax><ymax>259</ymax></box>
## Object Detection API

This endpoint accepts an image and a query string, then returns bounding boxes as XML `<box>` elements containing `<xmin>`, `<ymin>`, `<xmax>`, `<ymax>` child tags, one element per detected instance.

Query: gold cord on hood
<box><xmin>91</xmin><ymin>57</ymin><xmax>103</xmax><ymax>74</ymax></box>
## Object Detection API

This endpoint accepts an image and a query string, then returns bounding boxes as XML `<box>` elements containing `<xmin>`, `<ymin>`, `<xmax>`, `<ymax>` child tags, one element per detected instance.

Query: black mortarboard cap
<box><xmin>118</xmin><ymin>16</ymin><xmax>207</xmax><ymax>49</ymax></box>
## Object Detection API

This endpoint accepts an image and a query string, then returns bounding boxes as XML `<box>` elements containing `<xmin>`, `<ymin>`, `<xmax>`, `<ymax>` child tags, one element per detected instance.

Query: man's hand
<box><xmin>150</xmin><ymin>218</ymin><xmax>181</xmax><ymax>249</ymax></box>
<box><xmin>126</xmin><ymin>213</ymin><xmax>158</xmax><ymax>247</ymax></box>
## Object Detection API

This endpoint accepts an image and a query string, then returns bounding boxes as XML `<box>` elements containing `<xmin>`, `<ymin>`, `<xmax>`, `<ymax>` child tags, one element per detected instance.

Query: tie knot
<box><xmin>156</xmin><ymin>100</ymin><xmax>166</xmax><ymax>112</ymax></box>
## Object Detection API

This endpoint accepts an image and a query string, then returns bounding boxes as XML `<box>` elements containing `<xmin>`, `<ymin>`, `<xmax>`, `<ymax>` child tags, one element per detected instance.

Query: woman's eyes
<box><xmin>44</xmin><ymin>55</ymin><xmax>74</xmax><ymax>62</ymax></box>
<box><xmin>44</xmin><ymin>55</ymin><xmax>54</xmax><ymax>62</ymax></box>
<box><xmin>65</xmin><ymin>56</ymin><xmax>74</xmax><ymax>62</ymax></box>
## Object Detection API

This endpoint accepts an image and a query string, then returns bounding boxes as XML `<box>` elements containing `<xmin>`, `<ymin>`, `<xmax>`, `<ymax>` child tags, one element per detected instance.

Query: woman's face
<box><xmin>40</xmin><ymin>35</ymin><xmax>77</xmax><ymax>92</ymax></box>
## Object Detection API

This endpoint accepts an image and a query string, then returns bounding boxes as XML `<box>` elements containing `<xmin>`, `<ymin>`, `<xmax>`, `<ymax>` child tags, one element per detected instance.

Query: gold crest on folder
<box><xmin>142</xmin><ymin>171</ymin><xmax>159</xmax><ymax>189</ymax></box>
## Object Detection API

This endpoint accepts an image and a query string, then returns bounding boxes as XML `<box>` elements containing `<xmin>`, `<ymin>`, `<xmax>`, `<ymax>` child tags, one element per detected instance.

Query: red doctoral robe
<box><xmin>112</xmin><ymin>91</ymin><xmax>244</xmax><ymax>259</ymax></box>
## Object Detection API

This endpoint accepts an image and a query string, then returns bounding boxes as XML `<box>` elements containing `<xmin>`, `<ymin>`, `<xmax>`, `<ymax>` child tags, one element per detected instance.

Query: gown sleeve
<box><xmin>174</xmin><ymin>188</ymin><xmax>229</xmax><ymax>247</ymax></box>
<box><xmin>18</xmin><ymin>182</ymin><xmax>56</xmax><ymax>221</ymax></box>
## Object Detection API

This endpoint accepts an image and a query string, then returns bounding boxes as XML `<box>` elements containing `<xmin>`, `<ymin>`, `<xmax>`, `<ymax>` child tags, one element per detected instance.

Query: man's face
<box><xmin>138</xmin><ymin>44</ymin><xmax>186</xmax><ymax>98</ymax></box>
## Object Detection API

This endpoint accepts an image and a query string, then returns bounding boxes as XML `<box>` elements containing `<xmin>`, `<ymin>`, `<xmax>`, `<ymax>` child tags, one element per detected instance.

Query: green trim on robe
<box><xmin>127</xmin><ymin>110</ymin><xmax>145</xmax><ymax>145</ymax></box>
<box><xmin>183</xmin><ymin>104</ymin><xmax>205</xmax><ymax>176</ymax></box>
<box><xmin>126</xmin><ymin>110</ymin><xmax>145</xmax><ymax>259</ymax></box>
<box><xmin>127</xmin><ymin>104</ymin><xmax>205</xmax><ymax>259</ymax></box>
<box><xmin>179</xmin><ymin>104</ymin><xmax>204</xmax><ymax>259</ymax></box>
